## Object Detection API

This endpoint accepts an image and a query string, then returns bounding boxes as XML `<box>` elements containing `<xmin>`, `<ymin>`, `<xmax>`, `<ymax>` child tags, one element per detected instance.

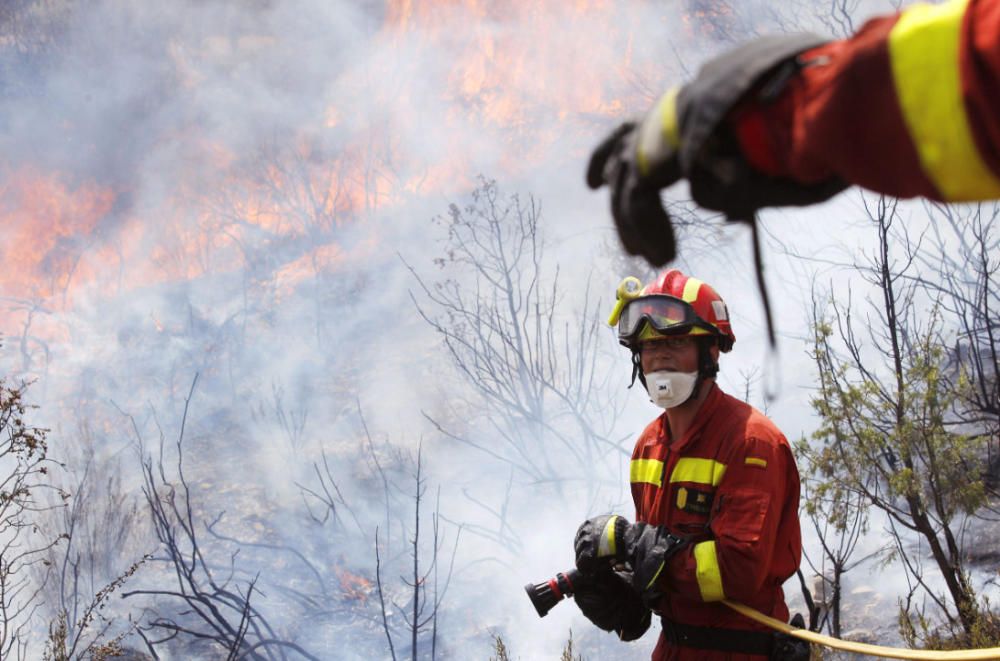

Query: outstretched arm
<box><xmin>588</xmin><ymin>0</ymin><xmax>1000</xmax><ymax>267</ymax></box>
<box><xmin>735</xmin><ymin>0</ymin><xmax>1000</xmax><ymax>202</ymax></box>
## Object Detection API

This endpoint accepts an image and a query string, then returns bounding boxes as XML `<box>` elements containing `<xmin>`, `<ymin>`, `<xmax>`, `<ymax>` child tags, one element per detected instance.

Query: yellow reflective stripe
<box><xmin>669</xmin><ymin>457</ymin><xmax>727</xmax><ymax>486</ymax></box>
<box><xmin>644</xmin><ymin>560</ymin><xmax>666</xmax><ymax>591</ymax></box>
<box><xmin>681</xmin><ymin>277</ymin><xmax>703</xmax><ymax>304</ymax></box>
<box><xmin>660</xmin><ymin>86</ymin><xmax>681</xmax><ymax>149</ymax></box>
<box><xmin>745</xmin><ymin>457</ymin><xmax>768</xmax><ymax>468</ymax></box>
<box><xmin>637</xmin><ymin>87</ymin><xmax>680</xmax><ymax>177</ymax></box>
<box><xmin>630</xmin><ymin>458</ymin><xmax>664</xmax><ymax>488</ymax></box>
<box><xmin>888</xmin><ymin>0</ymin><xmax>1000</xmax><ymax>200</ymax></box>
<box><xmin>694</xmin><ymin>540</ymin><xmax>726</xmax><ymax>601</ymax></box>
<box><xmin>598</xmin><ymin>516</ymin><xmax>619</xmax><ymax>557</ymax></box>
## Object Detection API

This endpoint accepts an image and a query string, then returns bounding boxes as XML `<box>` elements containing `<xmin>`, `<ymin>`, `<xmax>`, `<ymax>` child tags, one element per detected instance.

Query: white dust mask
<box><xmin>645</xmin><ymin>370</ymin><xmax>699</xmax><ymax>409</ymax></box>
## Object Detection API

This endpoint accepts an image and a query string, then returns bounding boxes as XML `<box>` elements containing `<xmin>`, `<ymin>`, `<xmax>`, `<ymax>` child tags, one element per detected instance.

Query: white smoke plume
<box><xmin>0</xmin><ymin>0</ymin><xmax>957</xmax><ymax>659</ymax></box>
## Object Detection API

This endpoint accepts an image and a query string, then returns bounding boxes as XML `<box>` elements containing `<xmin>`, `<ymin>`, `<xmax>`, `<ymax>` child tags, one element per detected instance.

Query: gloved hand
<box><xmin>574</xmin><ymin>515</ymin><xmax>685</xmax><ymax>607</ymax></box>
<box><xmin>573</xmin><ymin>569</ymin><xmax>651</xmax><ymax>641</ymax></box>
<box><xmin>771</xmin><ymin>612</ymin><xmax>812</xmax><ymax>661</ymax></box>
<box><xmin>586</xmin><ymin>120</ymin><xmax>679</xmax><ymax>266</ymax></box>
<box><xmin>587</xmin><ymin>33</ymin><xmax>847</xmax><ymax>266</ymax></box>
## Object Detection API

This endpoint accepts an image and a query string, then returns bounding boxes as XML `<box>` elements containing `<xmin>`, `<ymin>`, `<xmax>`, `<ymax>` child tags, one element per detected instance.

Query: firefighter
<box><xmin>572</xmin><ymin>268</ymin><xmax>805</xmax><ymax>660</ymax></box>
<box><xmin>588</xmin><ymin>0</ymin><xmax>1000</xmax><ymax>267</ymax></box>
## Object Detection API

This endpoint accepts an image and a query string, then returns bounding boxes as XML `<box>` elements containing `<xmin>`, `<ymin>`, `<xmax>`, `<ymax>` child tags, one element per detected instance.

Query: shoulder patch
<box><xmin>745</xmin><ymin>456</ymin><xmax>768</xmax><ymax>469</ymax></box>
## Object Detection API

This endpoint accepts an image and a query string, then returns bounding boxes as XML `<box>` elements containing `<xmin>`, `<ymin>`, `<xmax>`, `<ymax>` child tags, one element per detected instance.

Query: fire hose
<box><xmin>526</xmin><ymin>569</ymin><xmax>1000</xmax><ymax>660</ymax></box>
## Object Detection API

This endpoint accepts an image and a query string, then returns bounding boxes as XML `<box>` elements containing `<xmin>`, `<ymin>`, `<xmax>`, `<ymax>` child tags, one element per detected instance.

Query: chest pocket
<box><xmin>675</xmin><ymin>485</ymin><xmax>714</xmax><ymax>515</ymax></box>
<box><xmin>668</xmin><ymin>457</ymin><xmax>726</xmax><ymax>532</ymax></box>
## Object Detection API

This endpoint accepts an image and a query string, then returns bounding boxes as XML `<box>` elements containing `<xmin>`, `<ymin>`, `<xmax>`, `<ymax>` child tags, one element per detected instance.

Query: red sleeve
<box><xmin>631</xmin><ymin>438</ymin><xmax>643</xmax><ymax>520</ymax></box>
<box><xmin>661</xmin><ymin>434</ymin><xmax>801</xmax><ymax>608</ymax></box>
<box><xmin>962</xmin><ymin>0</ymin><xmax>1000</xmax><ymax>177</ymax></box>
<box><xmin>735</xmin><ymin>0</ymin><xmax>1000</xmax><ymax>202</ymax></box>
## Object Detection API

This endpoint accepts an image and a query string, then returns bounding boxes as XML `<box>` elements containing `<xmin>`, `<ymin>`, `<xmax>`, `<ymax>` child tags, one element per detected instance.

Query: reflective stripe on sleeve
<box><xmin>669</xmin><ymin>457</ymin><xmax>727</xmax><ymax>486</ymax></box>
<box><xmin>888</xmin><ymin>0</ymin><xmax>1000</xmax><ymax>199</ymax></box>
<box><xmin>597</xmin><ymin>516</ymin><xmax>619</xmax><ymax>557</ymax></box>
<box><xmin>630</xmin><ymin>458</ymin><xmax>664</xmax><ymax>487</ymax></box>
<box><xmin>637</xmin><ymin>87</ymin><xmax>680</xmax><ymax>177</ymax></box>
<box><xmin>694</xmin><ymin>540</ymin><xmax>726</xmax><ymax>601</ymax></box>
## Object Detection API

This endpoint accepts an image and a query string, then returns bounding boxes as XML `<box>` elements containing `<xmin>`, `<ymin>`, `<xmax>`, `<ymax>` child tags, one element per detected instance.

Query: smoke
<box><xmin>0</xmin><ymin>0</ymin><xmax>953</xmax><ymax>658</ymax></box>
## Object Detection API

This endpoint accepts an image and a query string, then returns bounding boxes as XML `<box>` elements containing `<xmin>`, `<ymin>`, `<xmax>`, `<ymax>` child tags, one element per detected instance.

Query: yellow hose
<box><xmin>722</xmin><ymin>600</ymin><xmax>1000</xmax><ymax>660</ymax></box>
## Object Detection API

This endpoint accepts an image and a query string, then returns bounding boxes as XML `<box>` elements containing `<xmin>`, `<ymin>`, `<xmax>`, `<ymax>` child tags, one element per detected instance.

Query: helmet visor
<box><xmin>618</xmin><ymin>295</ymin><xmax>702</xmax><ymax>343</ymax></box>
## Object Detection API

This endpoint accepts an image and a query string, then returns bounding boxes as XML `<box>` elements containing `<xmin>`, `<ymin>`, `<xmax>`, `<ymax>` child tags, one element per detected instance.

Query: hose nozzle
<box><xmin>524</xmin><ymin>568</ymin><xmax>583</xmax><ymax>618</ymax></box>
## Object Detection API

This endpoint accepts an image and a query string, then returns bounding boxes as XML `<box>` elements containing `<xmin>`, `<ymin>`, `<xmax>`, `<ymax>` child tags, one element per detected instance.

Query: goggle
<box><xmin>616</xmin><ymin>295</ymin><xmax>710</xmax><ymax>344</ymax></box>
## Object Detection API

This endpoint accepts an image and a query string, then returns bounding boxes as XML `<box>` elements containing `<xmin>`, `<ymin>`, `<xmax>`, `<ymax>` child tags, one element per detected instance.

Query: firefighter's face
<box><xmin>639</xmin><ymin>336</ymin><xmax>699</xmax><ymax>374</ymax></box>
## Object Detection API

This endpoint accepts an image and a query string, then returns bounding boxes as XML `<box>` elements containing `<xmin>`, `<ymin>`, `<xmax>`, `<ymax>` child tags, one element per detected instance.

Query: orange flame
<box><xmin>375</xmin><ymin>0</ymin><xmax>643</xmax><ymax>185</ymax></box>
<box><xmin>3</xmin><ymin>0</ymin><xmax>699</xmax><ymax>352</ymax></box>
<box><xmin>0</xmin><ymin>168</ymin><xmax>116</xmax><ymax>303</ymax></box>
<box><xmin>337</xmin><ymin>567</ymin><xmax>374</xmax><ymax>603</ymax></box>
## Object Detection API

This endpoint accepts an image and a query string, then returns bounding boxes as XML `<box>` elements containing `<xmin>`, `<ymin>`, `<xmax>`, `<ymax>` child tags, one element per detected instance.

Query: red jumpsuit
<box><xmin>630</xmin><ymin>383</ymin><xmax>801</xmax><ymax>661</ymax></box>
<box><xmin>735</xmin><ymin>0</ymin><xmax>1000</xmax><ymax>203</ymax></box>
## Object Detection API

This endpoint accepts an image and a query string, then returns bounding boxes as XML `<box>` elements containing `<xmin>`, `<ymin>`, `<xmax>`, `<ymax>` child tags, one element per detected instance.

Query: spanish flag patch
<box><xmin>745</xmin><ymin>456</ymin><xmax>767</xmax><ymax>469</ymax></box>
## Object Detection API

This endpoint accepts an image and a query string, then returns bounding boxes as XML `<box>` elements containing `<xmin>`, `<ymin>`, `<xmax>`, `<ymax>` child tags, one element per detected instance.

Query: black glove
<box><xmin>771</xmin><ymin>613</ymin><xmax>812</xmax><ymax>661</ymax></box>
<box><xmin>574</xmin><ymin>515</ymin><xmax>686</xmax><ymax>608</ymax></box>
<box><xmin>573</xmin><ymin>569</ymin><xmax>651</xmax><ymax>641</ymax></box>
<box><xmin>586</xmin><ymin>121</ymin><xmax>679</xmax><ymax>266</ymax></box>
<box><xmin>587</xmin><ymin>33</ymin><xmax>847</xmax><ymax>267</ymax></box>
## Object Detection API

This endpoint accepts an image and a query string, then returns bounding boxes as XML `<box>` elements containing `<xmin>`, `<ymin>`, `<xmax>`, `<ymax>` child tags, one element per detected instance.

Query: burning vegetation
<box><xmin>1</xmin><ymin>0</ymin><xmax>1000</xmax><ymax>660</ymax></box>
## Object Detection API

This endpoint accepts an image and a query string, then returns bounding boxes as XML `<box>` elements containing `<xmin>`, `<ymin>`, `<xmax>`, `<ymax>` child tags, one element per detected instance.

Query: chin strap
<box><xmin>697</xmin><ymin>339</ymin><xmax>719</xmax><ymax>380</ymax></box>
<box><xmin>629</xmin><ymin>351</ymin><xmax>647</xmax><ymax>390</ymax></box>
<box><xmin>684</xmin><ymin>338</ymin><xmax>719</xmax><ymax>406</ymax></box>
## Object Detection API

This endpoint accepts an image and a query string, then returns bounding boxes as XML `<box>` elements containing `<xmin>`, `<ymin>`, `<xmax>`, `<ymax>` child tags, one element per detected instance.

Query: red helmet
<box><xmin>610</xmin><ymin>269</ymin><xmax>735</xmax><ymax>352</ymax></box>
